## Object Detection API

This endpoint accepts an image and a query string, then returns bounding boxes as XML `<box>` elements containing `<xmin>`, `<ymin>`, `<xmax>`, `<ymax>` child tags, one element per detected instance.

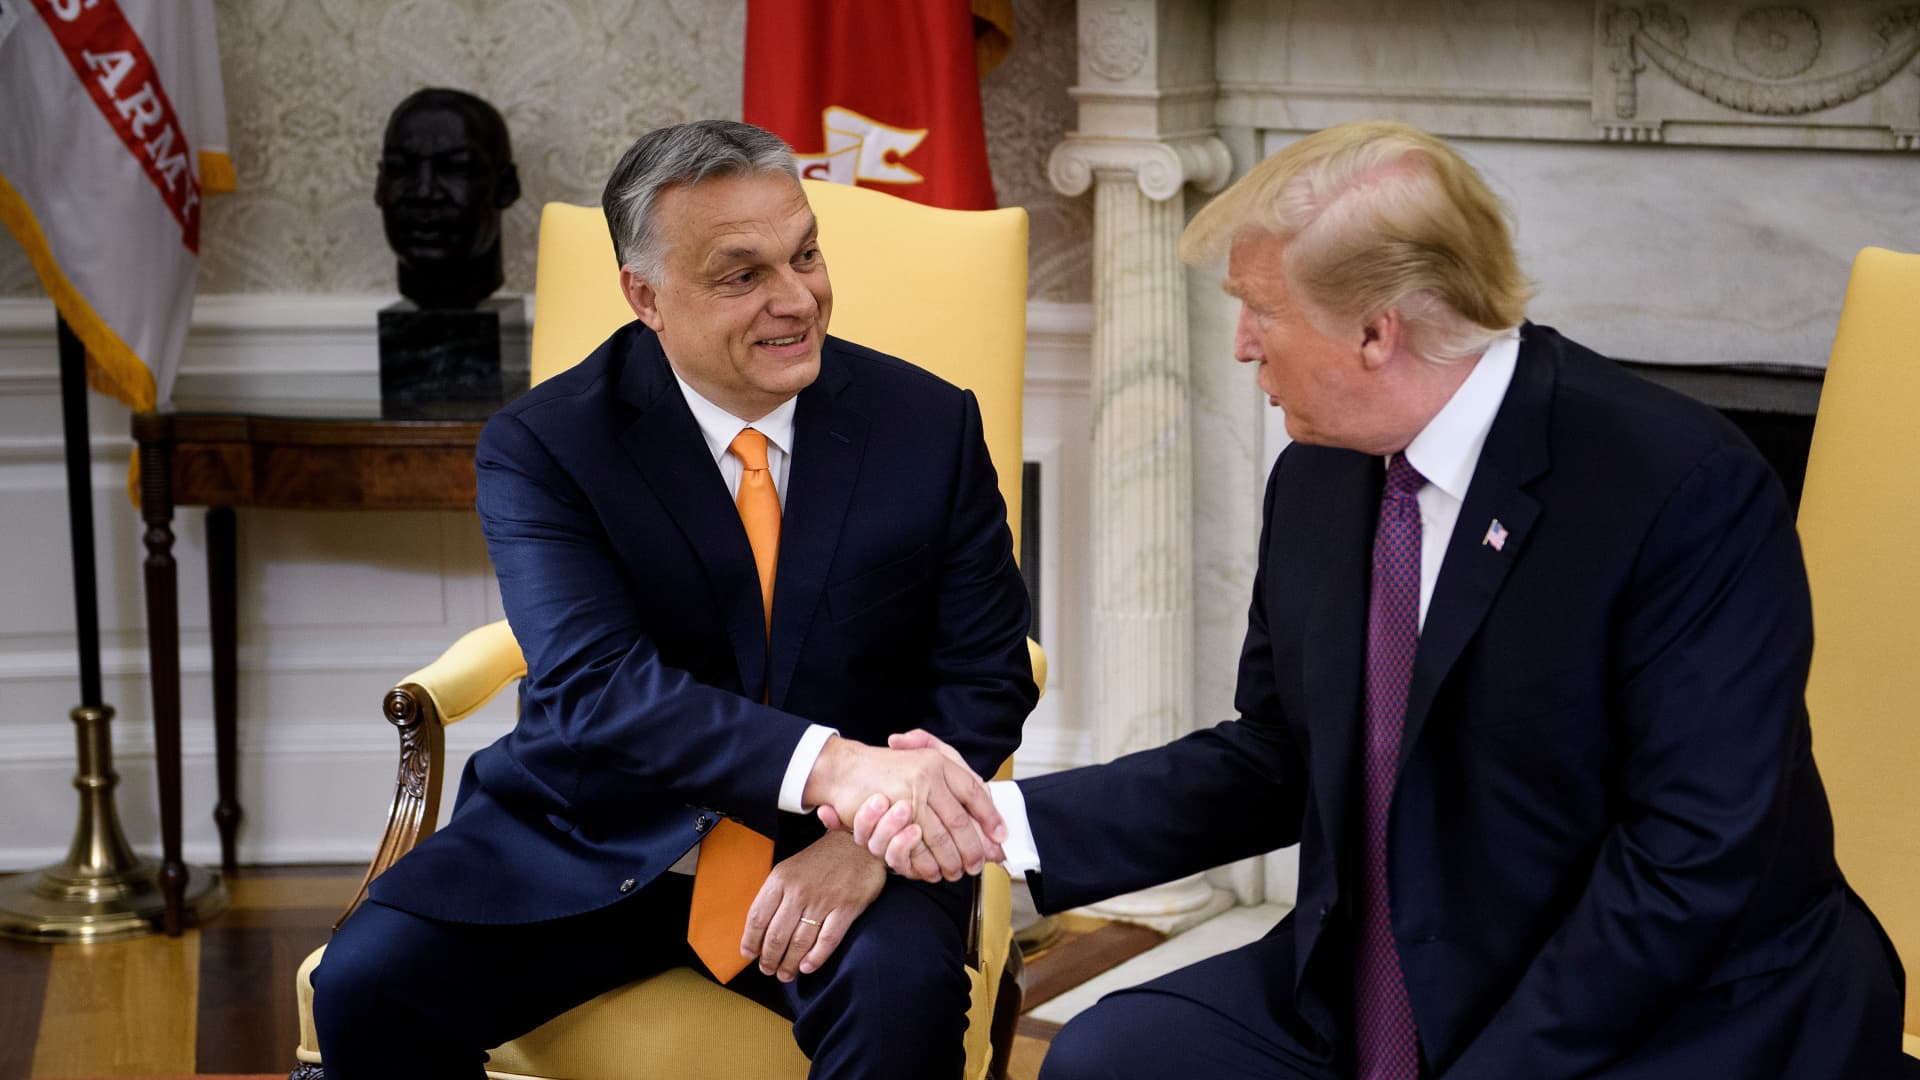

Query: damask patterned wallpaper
<box><xmin>0</xmin><ymin>0</ymin><xmax>1089</xmax><ymax>301</ymax></box>
<box><xmin>982</xmin><ymin>0</ymin><xmax>1089</xmax><ymax>302</ymax></box>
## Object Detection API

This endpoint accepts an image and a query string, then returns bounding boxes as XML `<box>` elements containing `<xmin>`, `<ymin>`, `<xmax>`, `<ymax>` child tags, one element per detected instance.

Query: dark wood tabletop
<box><xmin>130</xmin><ymin>409</ymin><xmax>491</xmax><ymax>933</ymax></box>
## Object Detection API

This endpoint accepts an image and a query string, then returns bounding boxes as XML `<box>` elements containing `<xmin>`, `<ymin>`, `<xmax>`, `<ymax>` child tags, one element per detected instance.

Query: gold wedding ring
<box><xmin>798</xmin><ymin>916</ymin><xmax>823</xmax><ymax>927</ymax></box>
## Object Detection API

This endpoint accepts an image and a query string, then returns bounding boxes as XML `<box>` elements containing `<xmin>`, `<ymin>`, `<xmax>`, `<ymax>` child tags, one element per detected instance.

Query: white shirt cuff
<box><xmin>779</xmin><ymin>724</ymin><xmax>839</xmax><ymax>814</ymax></box>
<box><xmin>989</xmin><ymin>780</ymin><xmax>1041</xmax><ymax>876</ymax></box>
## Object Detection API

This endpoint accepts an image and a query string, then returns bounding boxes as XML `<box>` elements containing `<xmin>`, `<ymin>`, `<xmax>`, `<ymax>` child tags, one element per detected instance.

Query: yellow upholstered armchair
<box><xmin>1797</xmin><ymin>247</ymin><xmax>1920</xmax><ymax>1065</ymax></box>
<box><xmin>292</xmin><ymin>181</ymin><xmax>1046</xmax><ymax>1079</ymax></box>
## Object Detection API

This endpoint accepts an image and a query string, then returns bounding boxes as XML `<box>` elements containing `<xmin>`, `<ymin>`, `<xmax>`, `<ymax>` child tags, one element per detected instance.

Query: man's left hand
<box><xmin>741</xmin><ymin>830</ymin><xmax>886</xmax><ymax>982</ymax></box>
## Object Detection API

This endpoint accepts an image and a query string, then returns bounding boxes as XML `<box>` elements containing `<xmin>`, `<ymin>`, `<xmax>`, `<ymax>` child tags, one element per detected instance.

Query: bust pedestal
<box><xmin>378</xmin><ymin>296</ymin><xmax>530</xmax><ymax>419</ymax></box>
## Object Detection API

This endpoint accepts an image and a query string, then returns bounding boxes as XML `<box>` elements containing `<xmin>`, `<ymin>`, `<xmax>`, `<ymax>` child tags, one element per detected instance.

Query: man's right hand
<box><xmin>841</xmin><ymin>730</ymin><xmax>989</xmax><ymax>880</ymax></box>
<box><xmin>804</xmin><ymin>733</ymin><xmax>1005</xmax><ymax>881</ymax></box>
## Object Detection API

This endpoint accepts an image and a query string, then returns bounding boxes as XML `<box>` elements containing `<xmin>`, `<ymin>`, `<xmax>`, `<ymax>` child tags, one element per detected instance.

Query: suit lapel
<box><xmin>1299</xmin><ymin>450</ymin><xmax>1382</xmax><ymax>877</ymax></box>
<box><xmin>1398</xmin><ymin>330</ymin><xmax>1555</xmax><ymax>767</ymax></box>
<box><xmin>616</xmin><ymin>330</ymin><xmax>770</xmax><ymax>698</ymax></box>
<box><xmin>767</xmin><ymin>348</ymin><xmax>867</xmax><ymax>709</ymax></box>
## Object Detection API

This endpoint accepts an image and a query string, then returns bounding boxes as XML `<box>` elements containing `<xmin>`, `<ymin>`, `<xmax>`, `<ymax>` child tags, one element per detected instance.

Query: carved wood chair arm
<box><xmin>336</xmin><ymin>619</ymin><xmax>526</xmax><ymax>928</ymax></box>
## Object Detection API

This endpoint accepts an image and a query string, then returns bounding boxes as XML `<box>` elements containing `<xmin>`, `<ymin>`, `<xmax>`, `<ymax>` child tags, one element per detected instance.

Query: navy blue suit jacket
<box><xmin>1021</xmin><ymin>325</ymin><xmax>1903</xmax><ymax>1077</ymax></box>
<box><xmin>370</xmin><ymin>322</ymin><xmax>1036</xmax><ymax>925</ymax></box>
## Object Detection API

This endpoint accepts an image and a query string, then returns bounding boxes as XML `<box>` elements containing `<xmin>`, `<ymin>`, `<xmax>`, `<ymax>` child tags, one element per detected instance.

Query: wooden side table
<box><xmin>131</xmin><ymin>412</ymin><xmax>487</xmax><ymax>933</ymax></box>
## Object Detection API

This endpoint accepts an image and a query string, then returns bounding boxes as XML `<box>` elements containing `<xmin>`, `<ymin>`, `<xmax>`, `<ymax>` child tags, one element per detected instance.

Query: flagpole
<box><xmin>0</xmin><ymin>316</ymin><xmax>225</xmax><ymax>942</ymax></box>
<box><xmin>57</xmin><ymin>317</ymin><xmax>106</xmax><ymax>711</ymax></box>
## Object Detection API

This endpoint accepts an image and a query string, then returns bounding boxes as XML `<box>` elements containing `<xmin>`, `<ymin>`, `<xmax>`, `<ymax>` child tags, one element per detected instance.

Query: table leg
<box><xmin>137</xmin><ymin>433</ymin><xmax>186</xmax><ymax>935</ymax></box>
<box><xmin>207</xmin><ymin>506</ymin><xmax>240</xmax><ymax>874</ymax></box>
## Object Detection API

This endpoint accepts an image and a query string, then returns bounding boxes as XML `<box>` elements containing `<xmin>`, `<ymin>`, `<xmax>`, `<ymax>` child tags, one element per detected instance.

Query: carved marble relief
<box><xmin>1083</xmin><ymin>4</ymin><xmax>1151</xmax><ymax>82</ymax></box>
<box><xmin>1596</xmin><ymin>2</ymin><xmax>1920</xmax><ymax>148</ymax></box>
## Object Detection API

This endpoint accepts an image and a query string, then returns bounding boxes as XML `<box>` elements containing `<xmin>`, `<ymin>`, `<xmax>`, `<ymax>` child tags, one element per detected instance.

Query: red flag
<box><xmin>744</xmin><ymin>0</ymin><xmax>1007</xmax><ymax>211</ymax></box>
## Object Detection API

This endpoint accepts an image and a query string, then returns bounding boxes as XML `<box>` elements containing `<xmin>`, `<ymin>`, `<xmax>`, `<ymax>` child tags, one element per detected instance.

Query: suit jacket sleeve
<box><xmin>911</xmin><ymin>389</ymin><xmax>1038</xmax><ymax>779</ymax></box>
<box><xmin>1447</xmin><ymin>444</ymin><xmax>1815</xmax><ymax>1076</ymax></box>
<box><xmin>1020</xmin><ymin>459</ymin><xmax>1309</xmax><ymax>912</ymax></box>
<box><xmin>476</xmin><ymin>410</ymin><xmax>810</xmax><ymax>836</ymax></box>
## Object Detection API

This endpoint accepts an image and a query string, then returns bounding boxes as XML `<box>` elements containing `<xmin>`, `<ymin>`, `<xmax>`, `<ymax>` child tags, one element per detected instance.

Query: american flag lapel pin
<box><xmin>1482</xmin><ymin>518</ymin><xmax>1509</xmax><ymax>551</ymax></box>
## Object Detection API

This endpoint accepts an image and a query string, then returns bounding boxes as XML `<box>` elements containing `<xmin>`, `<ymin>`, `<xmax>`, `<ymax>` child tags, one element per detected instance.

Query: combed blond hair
<box><xmin>1182</xmin><ymin>121</ymin><xmax>1533</xmax><ymax>362</ymax></box>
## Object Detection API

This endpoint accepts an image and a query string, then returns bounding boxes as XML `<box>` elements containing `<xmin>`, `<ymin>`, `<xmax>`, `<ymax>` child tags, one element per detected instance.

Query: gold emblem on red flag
<box><xmin>794</xmin><ymin>106</ymin><xmax>928</xmax><ymax>187</ymax></box>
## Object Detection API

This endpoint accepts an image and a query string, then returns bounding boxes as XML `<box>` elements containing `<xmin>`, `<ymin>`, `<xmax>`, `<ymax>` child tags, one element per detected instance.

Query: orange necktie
<box><xmin>687</xmin><ymin>428</ymin><xmax>781</xmax><ymax>982</ymax></box>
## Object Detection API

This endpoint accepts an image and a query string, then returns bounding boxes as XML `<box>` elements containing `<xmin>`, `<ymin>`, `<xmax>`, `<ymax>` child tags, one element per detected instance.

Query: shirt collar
<box><xmin>1400</xmin><ymin>332</ymin><xmax>1520</xmax><ymax>503</ymax></box>
<box><xmin>671</xmin><ymin>369</ymin><xmax>798</xmax><ymax>465</ymax></box>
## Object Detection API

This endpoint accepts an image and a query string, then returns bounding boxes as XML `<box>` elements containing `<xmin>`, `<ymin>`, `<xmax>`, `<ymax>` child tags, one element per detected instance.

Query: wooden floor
<box><xmin>1</xmin><ymin>866</ymin><xmax>348</xmax><ymax>1080</ymax></box>
<box><xmin>1005</xmin><ymin>913</ymin><xmax>1164</xmax><ymax>1080</ymax></box>
<box><xmin>0</xmin><ymin>866</ymin><xmax>1160</xmax><ymax>1080</ymax></box>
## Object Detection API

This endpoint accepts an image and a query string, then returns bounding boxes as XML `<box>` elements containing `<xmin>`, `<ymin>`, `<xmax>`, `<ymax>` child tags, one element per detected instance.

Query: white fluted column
<box><xmin>1050</xmin><ymin>132</ymin><xmax>1232</xmax><ymax>932</ymax></box>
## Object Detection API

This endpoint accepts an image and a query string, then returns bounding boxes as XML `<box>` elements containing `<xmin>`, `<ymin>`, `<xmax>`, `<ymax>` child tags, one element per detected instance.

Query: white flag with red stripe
<box><xmin>0</xmin><ymin>0</ymin><xmax>233</xmax><ymax>411</ymax></box>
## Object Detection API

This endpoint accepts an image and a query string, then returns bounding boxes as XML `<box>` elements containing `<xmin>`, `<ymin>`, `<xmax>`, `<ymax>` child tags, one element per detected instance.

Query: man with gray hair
<box><xmin>312</xmin><ymin>119</ymin><xmax>1035</xmax><ymax>1078</ymax></box>
<box><xmin>857</xmin><ymin>120</ymin><xmax>1906</xmax><ymax>1078</ymax></box>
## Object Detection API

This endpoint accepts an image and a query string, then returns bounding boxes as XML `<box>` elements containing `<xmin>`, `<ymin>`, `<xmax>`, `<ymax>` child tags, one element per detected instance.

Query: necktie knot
<box><xmin>730</xmin><ymin>428</ymin><xmax>771</xmax><ymax>472</ymax></box>
<box><xmin>1385</xmin><ymin>453</ymin><xmax>1427</xmax><ymax>500</ymax></box>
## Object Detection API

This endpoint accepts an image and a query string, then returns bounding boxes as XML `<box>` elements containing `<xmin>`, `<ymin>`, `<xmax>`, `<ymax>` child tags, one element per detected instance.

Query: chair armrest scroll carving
<box><xmin>333</xmin><ymin>619</ymin><xmax>527</xmax><ymax>930</ymax></box>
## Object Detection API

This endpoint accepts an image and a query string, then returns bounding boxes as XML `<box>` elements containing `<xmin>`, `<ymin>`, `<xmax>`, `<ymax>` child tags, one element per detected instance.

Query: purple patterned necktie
<box><xmin>1356</xmin><ymin>452</ymin><xmax>1426</xmax><ymax>1080</ymax></box>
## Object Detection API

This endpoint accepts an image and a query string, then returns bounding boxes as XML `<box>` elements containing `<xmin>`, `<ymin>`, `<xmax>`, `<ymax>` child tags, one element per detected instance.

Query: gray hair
<box><xmin>601</xmin><ymin>120</ymin><xmax>798</xmax><ymax>282</ymax></box>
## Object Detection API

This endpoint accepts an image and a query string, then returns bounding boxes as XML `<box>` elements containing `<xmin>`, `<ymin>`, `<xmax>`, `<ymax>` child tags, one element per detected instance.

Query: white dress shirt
<box><xmin>667</xmin><ymin>372</ymin><xmax>837</xmax><ymax>872</ymax></box>
<box><xmin>990</xmin><ymin>333</ymin><xmax>1522</xmax><ymax>875</ymax></box>
<box><xmin>1401</xmin><ymin>333</ymin><xmax>1521</xmax><ymax>630</ymax></box>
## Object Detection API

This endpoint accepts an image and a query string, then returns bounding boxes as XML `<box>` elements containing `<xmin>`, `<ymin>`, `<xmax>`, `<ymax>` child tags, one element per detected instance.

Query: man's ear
<box><xmin>622</xmin><ymin>267</ymin><xmax>666</xmax><ymax>330</ymax></box>
<box><xmin>494</xmin><ymin>162</ymin><xmax>522</xmax><ymax>210</ymax></box>
<box><xmin>1359</xmin><ymin>307</ymin><xmax>1404</xmax><ymax>371</ymax></box>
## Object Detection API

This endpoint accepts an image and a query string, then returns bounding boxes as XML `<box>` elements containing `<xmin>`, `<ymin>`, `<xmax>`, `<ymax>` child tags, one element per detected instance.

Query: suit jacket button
<box><xmin>1318</xmin><ymin>904</ymin><xmax>1330</xmax><ymax>921</ymax></box>
<box><xmin>619</xmin><ymin>878</ymin><xmax>636</xmax><ymax>893</ymax></box>
<box><xmin>695</xmin><ymin>814</ymin><xmax>712</xmax><ymax>833</ymax></box>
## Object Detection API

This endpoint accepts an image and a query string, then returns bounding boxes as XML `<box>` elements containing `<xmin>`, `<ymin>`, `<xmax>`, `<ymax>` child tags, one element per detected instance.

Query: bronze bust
<box><xmin>375</xmin><ymin>88</ymin><xmax>521</xmax><ymax>309</ymax></box>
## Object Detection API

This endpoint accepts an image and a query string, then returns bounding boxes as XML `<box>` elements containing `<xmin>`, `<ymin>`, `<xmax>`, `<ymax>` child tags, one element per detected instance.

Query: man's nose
<box><xmin>766</xmin><ymin>265</ymin><xmax>817</xmax><ymax>318</ymax></box>
<box><xmin>1232</xmin><ymin>306</ymin><xmax>1261</xmax><ymax>363</ymax></box>
<box><xmin>410</xmin><ymin>161</ymin><xmax>436</xmax><ymax>199</ymax></box>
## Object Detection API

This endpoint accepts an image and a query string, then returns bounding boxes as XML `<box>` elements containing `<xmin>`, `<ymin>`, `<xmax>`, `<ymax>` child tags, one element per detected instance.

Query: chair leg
<box><xmin>987</xmin><ymin>944</ymin><xmax>1027</xmax><ymax>1080</ymax></box>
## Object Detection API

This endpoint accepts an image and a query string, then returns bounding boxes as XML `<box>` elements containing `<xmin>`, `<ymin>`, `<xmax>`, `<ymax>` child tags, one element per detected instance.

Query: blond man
<box><xmin>855</xmin><ymin>121</ymin><xmax>1906</xmax><ymax>1079</ymax></box>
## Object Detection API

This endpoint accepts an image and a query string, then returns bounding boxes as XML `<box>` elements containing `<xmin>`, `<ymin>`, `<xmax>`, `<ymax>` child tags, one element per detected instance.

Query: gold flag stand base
<box><xmin>0</xmin><ymin>704</ymin><xmax>229</xmax><ymax>943</ymax></box>
<box><xmin>0</xmin><ymin>857</ymin><xmax>226</xmax><ymax>943</ymax></box>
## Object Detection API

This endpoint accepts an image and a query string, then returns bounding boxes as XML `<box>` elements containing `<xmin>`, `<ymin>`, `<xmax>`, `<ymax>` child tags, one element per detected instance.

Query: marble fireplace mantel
<box><xmin>1212</xmin><ymin>1</ymin><xmax>1920</xmax><ymax>152</ymax></box>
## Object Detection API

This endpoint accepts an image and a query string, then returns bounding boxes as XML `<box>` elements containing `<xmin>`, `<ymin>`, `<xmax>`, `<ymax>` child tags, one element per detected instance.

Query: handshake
<box><xmin>803</xmin><ymin>731</ymin><xmax>1005</xmax><ymax>882</ymax></box>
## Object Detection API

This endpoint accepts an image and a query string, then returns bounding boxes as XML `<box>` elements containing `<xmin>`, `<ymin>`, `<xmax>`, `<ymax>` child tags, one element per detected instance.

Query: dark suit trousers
<box><xmin>1042</xmin><ymin>893</ymin><xmax>1909</xmax><ymax>1080</ymax></box>
<box><xmin>1040</xmin><ymin>937</ymin><xmax>1347</xmax><ymax>1080</ymax></box>
<box><xmin>312</xmin><ymin>872</ymin><xmax>973</xmax><ymax>1080</ymax></box>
